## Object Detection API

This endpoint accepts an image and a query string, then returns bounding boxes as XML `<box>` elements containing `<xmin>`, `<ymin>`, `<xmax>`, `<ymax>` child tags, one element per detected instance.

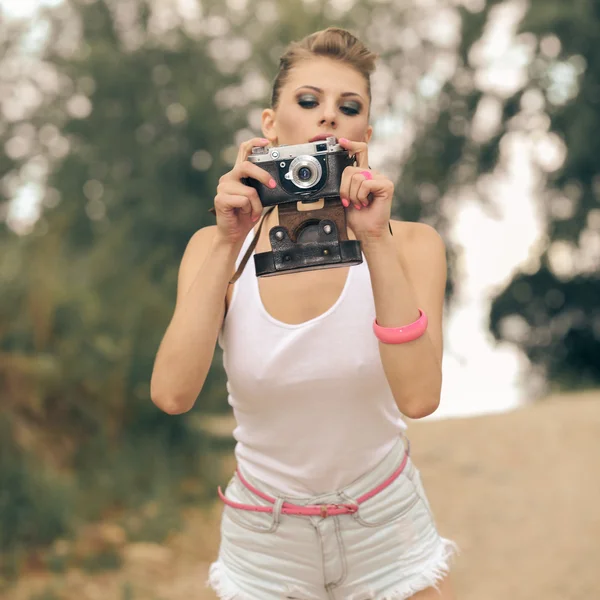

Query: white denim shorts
<box><xmin>207</xmin><ymin>436</ymin><xmax>458</xmax><ymax>600</ymax></box>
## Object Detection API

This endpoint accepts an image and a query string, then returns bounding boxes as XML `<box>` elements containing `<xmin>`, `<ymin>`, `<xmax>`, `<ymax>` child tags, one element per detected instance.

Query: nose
<box><xmin>319</xmin><ymin>101</ymin><xmax>338</xmax><ymax>128</ymax></box>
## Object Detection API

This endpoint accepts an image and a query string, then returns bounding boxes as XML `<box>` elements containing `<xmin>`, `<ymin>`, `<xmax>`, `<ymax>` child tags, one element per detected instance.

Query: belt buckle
<box><xmin>319</xmin><ymin>503</ymin><xmax>358</xmax><ymax>518</ymax></box>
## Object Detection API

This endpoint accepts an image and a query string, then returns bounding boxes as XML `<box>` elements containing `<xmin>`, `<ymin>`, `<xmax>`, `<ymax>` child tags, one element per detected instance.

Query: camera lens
<box><xmin>288</xmin><ymin>155</ymin><xmax>322</xmax><ymax>189</ymax></box>
<box><xmin>298</xmin><ymin>167</ymin><xmax>312</xmax><ymax>181</ymax></box>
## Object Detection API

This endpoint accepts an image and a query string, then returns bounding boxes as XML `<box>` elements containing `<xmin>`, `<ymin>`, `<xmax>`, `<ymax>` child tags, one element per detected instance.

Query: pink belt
<box><xmin>218</xmin><ymin>448</ymin><xmax>409</xmax><ymax>519</ymax></box>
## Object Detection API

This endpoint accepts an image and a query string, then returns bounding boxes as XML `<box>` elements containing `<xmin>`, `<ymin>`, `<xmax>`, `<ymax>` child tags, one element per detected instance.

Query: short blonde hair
<box><xmin>271</xmin><ymin>27</ymin><xmax>378</xmax><ymax>109</ymax></box>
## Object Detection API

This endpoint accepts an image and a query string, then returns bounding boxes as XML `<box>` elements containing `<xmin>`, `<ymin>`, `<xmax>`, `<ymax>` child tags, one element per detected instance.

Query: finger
<box><xmin>348</xmin><ymin>171</ymin><xmax>368</xmax><ymax>210</ymax></box>
<box><xmin>339</xmin><ymin>137</ymin><xmax>369</xmax><ymax>169</ymax></box>
<box><xmin>234</xmin><ymin>160</ymin><xmax>277</xmax><ymax>191</ymax></box>
<box><xmin>340</xmin><ymin>166</ymin><xmax>366</xmax><ymax>208</ymax></box>
<box><xmin>346</xmin><ymin>171</ymin><xmax>359</xmax><ymax>210</ymax></box>
<box><xmin>214</xmin><ymin>193</ymin><xmax>253</xmax><ymax>217</ymax></box>
<box><xmin>235</xmin><ymin>137</ymin><xmax>270</xmax><ymax>167</ymax></box>
<box><xmin>339</xmin><ymin>166</ymin><xmax>352</xmax><ymax>208</ymax></box>
<box><xmin>356</xmin><ymin>170</ymin><xmax>374</xmax><ymax>207</ymax></box>
<box><xmin>219</xmin><ymin>182</ymin><xmax>264</xmax><ymax>220</ymax></box>
<box><xmin>356</xmin><ymin>179</ymin><xmax>373</xmax><ymax>206</ymax></box>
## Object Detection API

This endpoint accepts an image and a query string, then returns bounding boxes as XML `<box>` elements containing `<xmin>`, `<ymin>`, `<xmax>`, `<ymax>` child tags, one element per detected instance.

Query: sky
<box><xmin>0</xmin><ymin>0</ymin><xmax>552</xmax><ymax>420</ymax></box>
<box><xmin>0</xmin><ymin>0</ymin><xmax>61</xmax><ymax>19</ymax></box>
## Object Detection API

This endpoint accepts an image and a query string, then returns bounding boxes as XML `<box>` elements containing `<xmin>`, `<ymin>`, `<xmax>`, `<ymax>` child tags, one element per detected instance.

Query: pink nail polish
<box><xmin>362</xmin><ymin>201</ymin><xmax>369</xmax><ymax>207</ymax></box>
<box><xmin>269</xmin><ymin>179</ymin><xmax>277</xmax><ymax>188</ymax></box>
<box><xmin>341</xmin><ymin>198</ymin><xmax>350</xmax><ymax>208</ymax></box>
<box><xmin>355</xmin><ymin>203</ymin><xmax>361</xmax><ymax>210</ymax></box>
<box><xmin>339</xmin><ymin>138</ymin><xmax>348</xmax><ymax>144</ymax></box>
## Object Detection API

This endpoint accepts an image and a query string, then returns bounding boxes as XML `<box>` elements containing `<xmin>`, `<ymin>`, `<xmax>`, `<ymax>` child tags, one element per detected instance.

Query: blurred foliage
<box><xmin>487</xmin><ymin>0</ymin><xmax>600</xmax><ymax>387</ymax></box>
<box><xmin>398</xmin><ymin>0</ymin><xmax>600</xmax><ymax>388</ymax></box>
<box><xmin>0</xmin><ymin>416</ymin><xmax>74</xmax><ymax>563</ymax></box>
<box><xmin>0</xmin><ymin>0</ymin><xmax>599</xmax><ymax>574</ymax></box>
<box><xmin>461</xmin><ymin>0</ymin><xmax>599</xmax><ymax>387</ymax></box>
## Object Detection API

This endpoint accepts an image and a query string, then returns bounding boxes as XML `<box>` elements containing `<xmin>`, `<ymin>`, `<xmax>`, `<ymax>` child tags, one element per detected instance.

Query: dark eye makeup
<box><xmin>296</xmin><ymin>94</ymin><xmax>363</xmax><ymax>115</ymax></box>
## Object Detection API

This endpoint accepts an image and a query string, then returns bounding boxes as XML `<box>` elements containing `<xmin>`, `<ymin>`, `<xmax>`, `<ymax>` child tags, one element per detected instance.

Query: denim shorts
<box><xmin>207</xmin><ymin>436</ymin><xmax>458</xmax><ymax>600</ymax></box>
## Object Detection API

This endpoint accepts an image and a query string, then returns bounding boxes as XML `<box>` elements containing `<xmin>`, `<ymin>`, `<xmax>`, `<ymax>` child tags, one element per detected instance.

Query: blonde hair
<box><xmin>271</xmin><ymin>27</ymin><xmax>378</xmax><ymax>109</ymax></box>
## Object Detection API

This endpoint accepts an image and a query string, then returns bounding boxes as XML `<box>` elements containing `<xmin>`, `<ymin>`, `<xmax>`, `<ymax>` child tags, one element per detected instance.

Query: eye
<box><xmin>298</xmin><ymin>94</ymin><xmax>318</xmax><ymax>108</ymax></box>
<box><xmin>340</xmin><ymin>102</ymin><xmax>361</xmax><ymax>116</ymax></box>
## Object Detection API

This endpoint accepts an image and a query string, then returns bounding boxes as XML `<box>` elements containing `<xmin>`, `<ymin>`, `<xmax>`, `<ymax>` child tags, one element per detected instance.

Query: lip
<box><xmin>308</xmin><ymin>133</ymin><xmax>336</xmax><ymax>143</ymax></box>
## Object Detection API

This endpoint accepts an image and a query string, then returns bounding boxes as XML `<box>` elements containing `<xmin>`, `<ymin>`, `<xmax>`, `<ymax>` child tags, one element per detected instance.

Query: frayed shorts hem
<box><xmin>206</xmin><ymin>537</ymin><xmax>459</xmax><ymax>600</ymax></box>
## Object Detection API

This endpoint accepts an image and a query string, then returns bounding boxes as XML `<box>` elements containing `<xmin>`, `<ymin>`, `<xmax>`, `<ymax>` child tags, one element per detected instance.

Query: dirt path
<box><xmin>6</xmin><ymin>391</ymin><xmax>600</xmax><ymax>599</ymax></box>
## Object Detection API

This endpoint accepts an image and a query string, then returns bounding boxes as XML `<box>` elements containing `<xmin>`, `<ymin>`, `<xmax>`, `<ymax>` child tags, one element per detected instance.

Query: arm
<box><xmin>150</xmin><ymin>226</ymin><xmax>242</xmax><ymax>415</ymax></box>
<box><xmin>362</xmin><ymin>222</ymin><xmax>447</xmax><ymax>419</ymax></box>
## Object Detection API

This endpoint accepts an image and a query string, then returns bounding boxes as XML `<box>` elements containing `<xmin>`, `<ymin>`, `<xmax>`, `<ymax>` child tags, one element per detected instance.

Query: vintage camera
<box><xmin>244</xmin><ymin>136</ymin><xmax>362</xmax><ymax>277</ymax></box>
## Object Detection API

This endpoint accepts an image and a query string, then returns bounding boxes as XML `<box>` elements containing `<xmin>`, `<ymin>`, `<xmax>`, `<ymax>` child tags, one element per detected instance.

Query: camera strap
<box><xmin>229</xmin><ymin>206</ymin><xmax>276</xmax><ymax>284</ymax></box>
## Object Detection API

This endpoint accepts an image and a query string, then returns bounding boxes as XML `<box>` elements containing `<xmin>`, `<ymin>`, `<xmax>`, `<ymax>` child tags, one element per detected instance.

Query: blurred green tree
<box><xmin>487</xmin><ymin>0</ymin><xmax>600</xmax><ymax>389</ymax></box>
<box><xmin>437</xmin><ymin>0</ymin><xmax>599</xmax><ymax>389</ymax></box>
<box><xmin>396</xmin><ymin>0</ymin><xmax>600</xmax><ymax>391</ymax></box>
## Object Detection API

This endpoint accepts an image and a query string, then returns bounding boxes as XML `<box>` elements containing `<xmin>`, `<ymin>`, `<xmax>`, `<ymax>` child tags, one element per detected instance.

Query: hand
<box><xmin>338</xmin><ymin>138</ymin><xmax>395</xmax><ymax>241</ymax></box>
<box><xmin>213</xmin><ymin>138</ymin><xmax>276</xmax><ymax>246</ymax></box>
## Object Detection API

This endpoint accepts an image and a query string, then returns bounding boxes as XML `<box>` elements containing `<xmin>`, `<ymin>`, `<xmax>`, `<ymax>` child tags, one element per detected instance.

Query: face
<box><xmin>261</xmin><ymin>57</ymin><xmax>373</xmax><ymax>147</ymax></box>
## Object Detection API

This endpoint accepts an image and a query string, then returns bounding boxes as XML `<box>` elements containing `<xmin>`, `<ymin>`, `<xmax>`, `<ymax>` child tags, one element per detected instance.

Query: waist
<box><xmin>236</xmin><ymin>429</ymin><xmax>406</xmax><ymax>496</ymax></box>
<box><xmin>225</xmin><ymin>435</ymin><xmax>411</xmax><ymax>518</ymax></box>
<box><xmin>226</xmin><ymin>433</ymin><xmax>410</xmax><ymax>507</ymax></box>
<box><xmin>231</xmin><ymin>405</ymin><xmax>407</xmax><ymax>496</ymax></box>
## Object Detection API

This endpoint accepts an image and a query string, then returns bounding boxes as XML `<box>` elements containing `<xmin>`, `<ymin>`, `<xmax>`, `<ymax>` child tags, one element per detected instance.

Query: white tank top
<box><xmin>218</xmin><ymin>227</ymin><xmax>407</xmax><ymax>496</ymax></box>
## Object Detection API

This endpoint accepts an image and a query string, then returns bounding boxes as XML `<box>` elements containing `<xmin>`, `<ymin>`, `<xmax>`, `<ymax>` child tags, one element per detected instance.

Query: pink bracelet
<box><xmin>373</xmin><ymin>309</ymin><xmax>428</xmax><ymax>344</ymax></box>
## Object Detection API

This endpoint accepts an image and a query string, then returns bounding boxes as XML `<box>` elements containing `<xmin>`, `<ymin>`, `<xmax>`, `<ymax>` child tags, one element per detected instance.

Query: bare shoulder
<box><xmin>185</xmin><ymin>224</ymin><xmax>218</xmax><ymax>252</ymax></box>
<box><xmin>176</xmin><ymin>225</ymin><xmax>219</xmax><ymax>302</ymax></box>
<box><xmin>180</xmin><ymin>225</ymin><xmax>221</xmax><ymax>267</ymax></box>
<box><xmin>389</xmin><ymin>219</ymin><xmax>447</xmax><ymax>292</ymax></box>
<box><xmin>389</xmin><ymin>219</ymin><xmax>446</xmax><ymax>256</ymax></box>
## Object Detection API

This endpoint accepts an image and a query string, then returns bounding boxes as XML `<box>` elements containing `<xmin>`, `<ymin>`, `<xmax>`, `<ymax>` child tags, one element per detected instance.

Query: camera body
<box><xmin>245</xmin><ymin>136</ymin><xmax>354</xmax><ymax>205</ymax></box>
<box><xmin>243</xmin><ymin>136</ymin><xmax>362</xmax><ymax>277</ymax></box>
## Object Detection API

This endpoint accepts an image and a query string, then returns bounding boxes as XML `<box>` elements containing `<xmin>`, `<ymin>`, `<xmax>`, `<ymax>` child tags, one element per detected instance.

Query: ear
<box><xmin>364</xmin><ymin>125</ymin><xmax>373</xmax><ymax>144</ymax></box>
<box><xmin>261</xmin><ymin>108</ymin><xmax>278</xmax><ymax>144</ymax></box>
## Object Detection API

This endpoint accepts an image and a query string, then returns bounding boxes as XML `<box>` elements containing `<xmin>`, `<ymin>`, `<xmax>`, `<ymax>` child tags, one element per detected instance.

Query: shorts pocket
<box><xmin>221</xmin><ymin>474</ymin><xmax>281</xmax><ymax>534</ymax></box>
<box><xmin>407</xmin><ymin>466</ymin><xmax>434</xmax><ymax>518</ymax></box>
<box><xmin>350</xmin><ymin>458</ymin><xmax>422</xmax><ymax>527</ymax></box>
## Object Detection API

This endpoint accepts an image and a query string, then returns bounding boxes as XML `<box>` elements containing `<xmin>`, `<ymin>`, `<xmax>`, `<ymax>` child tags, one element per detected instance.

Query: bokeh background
<box><xmin>1</xmin><ymin>0</ymin><xmax>598</xmax><ymax>598</ymax></box>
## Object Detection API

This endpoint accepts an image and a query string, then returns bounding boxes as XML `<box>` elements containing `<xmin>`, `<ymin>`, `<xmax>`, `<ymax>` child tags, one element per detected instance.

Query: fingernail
<box><xmin>355</xmin><ymin>203</ymin><xmax>362</xmax><ymax>210</ymax></box>
<box><xmin>362</xmin><ymin>200</ymin><xmax>369</xmax><ymax>207</ymax></box>
<box><xmin>252</xmin><ymin>215</ymin><xmax>260</xmax><ymax>222</ymax></box>
<box><xmin>339</xmin><ymin>138</ymin><xmax>348</xmax><ymax>144</ymax></box>
<box><xmin>260</xmin><ymin>138</ymin><xmax>269</xmax><ymax>143</ymax></box>
<box><xmin>268</xmin><ymin>178</ymin><xmax>277</xmax><ymax>188</ymax></box>
<box><xmin>341</xmin><ymin>198</ymin><xmax>350</xmax><ymax>208</ymax></box>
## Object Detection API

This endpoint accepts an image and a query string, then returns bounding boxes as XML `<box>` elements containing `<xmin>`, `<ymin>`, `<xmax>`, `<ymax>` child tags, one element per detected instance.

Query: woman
<box><xmin>151</xmin><ymin>27</ymin><xmax>457</xmax><ymax>600</ymax></box>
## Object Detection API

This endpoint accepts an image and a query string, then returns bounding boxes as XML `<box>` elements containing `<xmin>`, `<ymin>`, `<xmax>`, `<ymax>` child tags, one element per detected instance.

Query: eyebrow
<box><xmin>295</xmin><ymin>85</ymin><xmax>364</xmax><ymax>101</ymax></box>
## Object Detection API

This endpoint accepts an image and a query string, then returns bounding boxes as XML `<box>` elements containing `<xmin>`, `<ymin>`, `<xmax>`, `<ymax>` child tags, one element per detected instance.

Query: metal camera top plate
<box><xmin>248</xmin><ymin>136</ymin><xmax>342</xmax><ymax>164</ymax></box>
